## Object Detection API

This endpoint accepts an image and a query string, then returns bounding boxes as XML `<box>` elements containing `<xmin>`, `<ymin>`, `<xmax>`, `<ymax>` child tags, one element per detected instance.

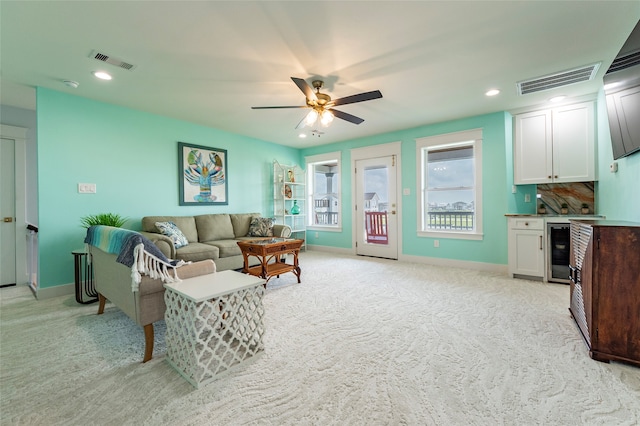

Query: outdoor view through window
<box><xmin>310</xmin><ymin>160</ymin><xmax>340</xmax><ymax>226</ymax></box>
<box><xmin>425</xmin><ymin>144</ymin><xmax>475</xmax><ymax>231</ymax></box>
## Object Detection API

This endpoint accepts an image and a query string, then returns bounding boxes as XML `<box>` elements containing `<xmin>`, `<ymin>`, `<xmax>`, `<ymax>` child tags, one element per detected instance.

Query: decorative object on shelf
<box><xmin>581</xmin><ymin>203</ymin><xmax>590</xmax><ymax>214</ymax></box>
<box><xmin>274</xmin><ymin>160</ymin><xmax>306</xmax><ymax>251</ymax></box>
<box><xmin>561</xmin><ymin>203</ymin><xmax>569</xmax><ymax>215</ymax></box>
<box><xmin>538</xmin><ymin>204</ymin><xmax>546</xmax><ymax>215</ymax></box>
<box><xmin>178</xmin><ymin>142</ymin><xmax>227</xmax><ymax>206</ymax></box>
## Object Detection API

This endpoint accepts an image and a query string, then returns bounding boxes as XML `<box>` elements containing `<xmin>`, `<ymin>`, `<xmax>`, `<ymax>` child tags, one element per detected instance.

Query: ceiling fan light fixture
<box><xmin>320</xmin><ymin>110</ymin><xmax>334</xmax><ymax>127</ymax></box>
<box><xmin>305</xmin><ymin>109</ymin><xmax>319</xmax><ymax>126</ymax></box>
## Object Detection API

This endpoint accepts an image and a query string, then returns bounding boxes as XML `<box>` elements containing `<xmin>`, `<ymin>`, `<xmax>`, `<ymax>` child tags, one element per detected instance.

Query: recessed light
<box><xmin>298</xmin><ymin>133</ymin><xmax>307</xmax><ymax>138</ymax></box>
<box><xmin>485</xmin><ymin>89</ymin><xmax>500</xmax><ymax>97</ymax></box>
<box><xmin>92</xmin><ymin>71</ymin><xmax>112</xmax><ymax>80</ymax></box>
<box><xmin>549</xmin><ymin>95</ymin><xmax>566</xmax><ymax>103</ymax></box>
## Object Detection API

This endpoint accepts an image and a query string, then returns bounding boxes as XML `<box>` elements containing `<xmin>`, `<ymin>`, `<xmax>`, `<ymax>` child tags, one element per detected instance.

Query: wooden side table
<box><xmin>237</xmin><ymin>238</ymin><xmax>303</xmax><ymax>284</ymax></box>
<box><xmin>164</xmin><ymin>270</ymin><xmax>266</xmax><ymax>388</ymax></box>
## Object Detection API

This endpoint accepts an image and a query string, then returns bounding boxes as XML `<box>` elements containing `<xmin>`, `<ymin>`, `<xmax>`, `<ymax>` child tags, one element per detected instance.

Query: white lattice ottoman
<box><xmin>163</xmin><ymin>270</ymin><xmax>266</xmax><ymax>388</ymax></box>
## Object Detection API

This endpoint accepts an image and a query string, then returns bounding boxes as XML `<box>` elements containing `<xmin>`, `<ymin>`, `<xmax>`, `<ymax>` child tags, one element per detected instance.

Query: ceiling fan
<box><xmin>251</xmin><ymin>77</ymin><xmax>383</xmax><ymax>129</ymax></box>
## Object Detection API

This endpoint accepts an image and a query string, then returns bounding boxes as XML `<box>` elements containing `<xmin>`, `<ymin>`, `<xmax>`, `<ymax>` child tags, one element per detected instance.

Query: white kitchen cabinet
<box><xmin>513</xmin><ymin>101</ymin><xmax>595</xmax><ymax>184</ymax></box>
<box><xmin>507</xmin><ymin>217</ymin><xmax>545</xmax><ymax>279</ymax></box>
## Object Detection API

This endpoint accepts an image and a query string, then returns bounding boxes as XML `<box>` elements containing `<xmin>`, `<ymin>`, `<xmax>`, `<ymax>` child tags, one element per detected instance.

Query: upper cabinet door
<box><xmin>552</xmin><ymin>102</ymin><xmax>595</xmax><ymax>183</ymax></box>
<box><xmin>513</xmin><ymin>101</ymin><xmax>596</xmax><ymax>185</ymax></box>
<box><xmin>514</xmin><ymin>109</ymin><xmax>553</xmax><ymax>184</ymax></box>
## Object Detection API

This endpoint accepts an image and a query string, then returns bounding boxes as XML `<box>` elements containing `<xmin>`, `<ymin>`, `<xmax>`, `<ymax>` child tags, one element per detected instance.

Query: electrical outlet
<box><xmin>524</xmin><ymin>193</ymin><xmax>531</xmax><ymax>203</ymax></box>
<box><xmin>434</xmin><ymin>240</ymin><xmax>439</xmax><ymax>248</ymax></box>
<box><xmin>315</xmin><ymin>232</ymin><xmax>319</xmax><ymax>238</ymax></box>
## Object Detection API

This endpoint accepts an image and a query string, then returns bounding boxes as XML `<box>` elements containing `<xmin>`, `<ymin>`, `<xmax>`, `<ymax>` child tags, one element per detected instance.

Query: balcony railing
<box><xmin>427</xmin><ymin>211</ymin><xmax>474</xmax><ymax>231</ymax></box>
<box><xmin>314</xmin><ymin>211</ymin><xmax>339</xmax><ymax>225</ymax></box>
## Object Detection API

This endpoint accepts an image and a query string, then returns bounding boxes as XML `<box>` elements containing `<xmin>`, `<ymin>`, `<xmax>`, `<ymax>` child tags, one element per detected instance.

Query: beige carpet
<box><xmin>1</xmin><ymin>251</ymin><xmax>639</xmax><ymax>425</ymax></box>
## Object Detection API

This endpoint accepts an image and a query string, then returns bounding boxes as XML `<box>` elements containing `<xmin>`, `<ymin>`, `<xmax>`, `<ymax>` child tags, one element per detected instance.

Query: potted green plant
<box><xmin>538</xmin><ymin>203</ymin><xmax>546</xmax><ymax>214</ymax></box>
<box><xmin>560</xmin><ymin>203</ymin><xmax>569</xmax><ymax>215</ymax></box>
<box><xmin>80</xmin><ymin>213</ymin><xmax>128</xmax><ymax>228</ymax></box>
<box><xmin>581</xmin><ymin>203</ymin><xmax>590</xmax><ymax>214</ymax></box>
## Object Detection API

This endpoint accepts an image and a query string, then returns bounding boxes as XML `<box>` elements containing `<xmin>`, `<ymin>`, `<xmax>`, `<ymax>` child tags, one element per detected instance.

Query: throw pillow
<box><xmin>155</xmin><ymin>221</ymin><xmax>189</xmax><ymax>249</ymax></box>
<box><xmin>248</xmin><ymin>217</ymin><xmax>275</xmax><ymax>237</ymax></box>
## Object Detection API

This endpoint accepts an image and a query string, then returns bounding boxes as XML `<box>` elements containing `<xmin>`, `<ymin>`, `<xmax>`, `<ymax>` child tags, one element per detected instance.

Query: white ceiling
<box><xmin>1</xmin><ymin>1</ymin><xmax>638</xmax><ymax>148</ymax></box>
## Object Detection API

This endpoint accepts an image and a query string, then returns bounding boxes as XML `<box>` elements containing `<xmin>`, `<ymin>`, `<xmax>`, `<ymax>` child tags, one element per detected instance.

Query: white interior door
<box><xmin>355</xmin><ymin>156</ymin><xmax>398</xmax><ymax>259</ymax></box>
<box><xmin>1</xmin><ymin>137</ymin><xmax>17</xmax><ymax>286</ymax></box>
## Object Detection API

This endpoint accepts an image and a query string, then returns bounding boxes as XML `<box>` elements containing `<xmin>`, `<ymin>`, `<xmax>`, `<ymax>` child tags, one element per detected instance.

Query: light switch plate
<box><xmin>78</xmin><ymin>183</ymin><xmax>96</xmax><ymax>193</ymax></box>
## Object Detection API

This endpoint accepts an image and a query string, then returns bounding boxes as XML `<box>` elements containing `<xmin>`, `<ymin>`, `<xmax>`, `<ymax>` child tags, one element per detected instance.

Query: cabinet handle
<box><xmin>525</xmin><ymin>222</ymin><xmax>529</xmax><ymax>226</ymax></box>
<box><xmin>548</xmin><ymin>175</ymin><xmax>552</xmax><ymax>179</ymax></box>
<box><xmin>554</xmin><ymin>175</ymin><xmax>558</xmax><ymax>178</ymax></box>
<box><xmin>539</xmin><ymin>235</ymin><xmax>543</xmax><ymax>250</ymax></box>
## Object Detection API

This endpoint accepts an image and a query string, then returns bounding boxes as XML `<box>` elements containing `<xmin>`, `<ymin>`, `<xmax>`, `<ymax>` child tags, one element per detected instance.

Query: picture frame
<box><xmin>178</xmin><ymin>142</ymin><xmax>228</xmax><ymax>205</ymax></box>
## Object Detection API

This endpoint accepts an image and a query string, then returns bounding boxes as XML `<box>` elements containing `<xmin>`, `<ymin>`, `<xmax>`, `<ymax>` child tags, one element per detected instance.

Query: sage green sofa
<box><xmin>139</xmin><ymin>213</ymin><xmax>291</xmax><ymax>271</ymax></box>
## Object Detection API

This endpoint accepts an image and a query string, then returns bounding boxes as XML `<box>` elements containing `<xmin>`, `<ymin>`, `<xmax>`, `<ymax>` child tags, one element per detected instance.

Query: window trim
<box><xmin>415</xmin><ymin>129</ymin><xmax>483</xmax><ymax>240</ymax></box>
<box><xmin>305</xmin><ymin>151</ymin><xmax>342</xmax><ymax>231</ymax></box>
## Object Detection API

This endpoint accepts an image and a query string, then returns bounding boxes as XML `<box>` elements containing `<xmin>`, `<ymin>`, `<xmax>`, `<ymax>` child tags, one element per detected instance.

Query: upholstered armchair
<box><xmin>86</xmin><ymin>226</ymin><xmax>216</xmax><ymax>362</ymax></box>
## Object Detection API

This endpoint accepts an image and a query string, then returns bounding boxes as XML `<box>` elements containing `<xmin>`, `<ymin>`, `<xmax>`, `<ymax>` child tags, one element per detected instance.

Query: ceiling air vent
<box><xmin>88</xmin><ymin>50</ymin><xmax>136</xmax><ymax>71</ymax></box>
<box><xmin>606</xmin><ymin>49</ymin><xmax>640</xmax><ymax>74</ymax></box>
<box><xmin>517</xmin><ymin>63</ymin><xmax>600</xmax><ymax>95</ymax></box>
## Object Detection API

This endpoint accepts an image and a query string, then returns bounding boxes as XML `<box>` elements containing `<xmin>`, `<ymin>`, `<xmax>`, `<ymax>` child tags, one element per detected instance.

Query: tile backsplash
<box><xmin>537</xmin><ymin>182</ymin><xmax>595</xmax><ymax>215</ymax></box>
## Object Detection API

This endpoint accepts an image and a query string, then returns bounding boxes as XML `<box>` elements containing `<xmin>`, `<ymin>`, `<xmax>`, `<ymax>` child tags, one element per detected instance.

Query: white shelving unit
<box><xmin>273</xmin><ymin>160</ymin><xmax>306</xmax><ymax>249</ymax></box>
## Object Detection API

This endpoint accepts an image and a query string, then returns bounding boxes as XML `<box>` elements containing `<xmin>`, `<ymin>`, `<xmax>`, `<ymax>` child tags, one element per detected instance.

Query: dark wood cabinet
<box><xmin>569</xmin><ymin>220</ymin><xmax>640</xmax><ymax>367</ymax></box>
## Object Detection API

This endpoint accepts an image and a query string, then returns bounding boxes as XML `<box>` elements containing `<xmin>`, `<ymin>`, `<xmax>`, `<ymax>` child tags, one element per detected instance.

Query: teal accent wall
<box><xmin>595</xmin><ymin>89</ymin><xmax>640</xmax><ymax>221</ymax></box>
<box><xmin>302</xmin><ymin>112</ymin><xmax>513</xmax><ymax>265</ymax></box>
<box><xmin>31</xmin><ymin>86</ymin><xmax>640</xmax><ymax>290</ymax></box>
<box><xmin>36</xmin><ymin>88</ymin><xmax>300</xmax><ymax>289</ymax></box>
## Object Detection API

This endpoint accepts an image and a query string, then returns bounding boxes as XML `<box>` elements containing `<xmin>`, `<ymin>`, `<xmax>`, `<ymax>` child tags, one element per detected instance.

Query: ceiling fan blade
<box><xmin>329</xmin><ymin>90</ymin><xmax>382</xmax><ymax>107</ymax></box>
<box><xmin>251</xmin><ymin>106</ymin><xmax>308</xmax><ymax>109</ymax></box>
<box><xmin>291</xmin><ymin>77</ymin><xmax>317</xmax><ymax>101</ymax></box>
<box><xmin>329</xmin><ymin>108</ymin><xmax>364</xmax><ymax>125</ymax></box>
<box><xmin>295</xmin><ymin>115</ymin><xmax>307</xmax><ymax>130</ymax></box>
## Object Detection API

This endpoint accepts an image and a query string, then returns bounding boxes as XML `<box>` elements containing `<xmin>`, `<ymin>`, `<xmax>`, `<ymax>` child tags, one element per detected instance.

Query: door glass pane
<box><xmin>363</xmin><ymin>165</ymin><xmax>388</xmax><ymax>245</ymax></box>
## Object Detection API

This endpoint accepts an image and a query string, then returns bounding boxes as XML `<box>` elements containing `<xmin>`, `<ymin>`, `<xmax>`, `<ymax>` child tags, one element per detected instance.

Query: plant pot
<box><xmin>561</xmin><ymin>208</ymin><xmax>569</xmax><ymax>215</ymax></box>
<box><xmin>581</xmin><ymin>208</ymin><xmax>589</xmax><ymax>214</ymax></box>
<box><xmin>538</xmin><ymin>208</ymin><xmax>546</xmax><ymax>215</ymax></box>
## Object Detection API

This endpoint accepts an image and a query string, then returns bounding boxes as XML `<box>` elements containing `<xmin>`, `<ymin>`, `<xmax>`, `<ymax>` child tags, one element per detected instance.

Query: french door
<box><xmin>355</xmin><ymin>156</ymin><xmax>398</xmax><ymax>259</ymax></box>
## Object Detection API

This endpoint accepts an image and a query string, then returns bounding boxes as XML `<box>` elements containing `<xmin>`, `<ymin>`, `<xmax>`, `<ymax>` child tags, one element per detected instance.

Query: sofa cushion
<box><xmin>195</xmin><ymin>214</ymin><xmax>235</xmax><ymax>242</ymax></box>
<box><xmin>204</xmin><ymin>239</ymin><xmax>242</xmax><ymax>258</ymax></box>
<box><xmin>142</xmin><ymin>216</ymin><xmax>198</xmax><ymax>243</ymax></box>
<box><xmin>248</xmin><ymin>217</ymin><xmax>276</xmax><ymax>237</ymax></box>
<box><xmin>230</xmin><ymin>213</ymin><xmax>260</xmax><ymax>238</ymax></box>
<box><xmin>154</xmin><ymin>221</ymin><xmax>189</xmax><ymax>249</ymax></box>
<box><xmin>175</xmin><ymin>242</ymin><xmax>220</xmax><ymax>262</ymax></box>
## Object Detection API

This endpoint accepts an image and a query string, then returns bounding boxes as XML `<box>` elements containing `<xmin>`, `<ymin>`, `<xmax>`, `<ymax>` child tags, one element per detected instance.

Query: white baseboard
<box><xmin>399</xmin><ymin>254</ymin><xmax>508</xmax><ymax>274</ymax></box>
<box><xmin>306</xmin><ymin>245</ymin><xmax>507</xmax><ymax>275</ymax></box>
<box><xmin>305</xmin><ymin>245</ymin><xmax>353</xmax><ymax>256</ymax></box>
<box><xmin>35</xmin><ymin>282</ymin><xmax>74</xmax><ymax>299</ymax></box>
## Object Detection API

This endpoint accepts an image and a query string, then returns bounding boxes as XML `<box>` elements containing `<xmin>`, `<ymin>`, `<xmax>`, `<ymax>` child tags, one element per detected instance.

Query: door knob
<box><xmin>391</xmin><ymin>210</ymin><xmax>396</xmax><ymax>215</ymax></box>
<box><xmin>3</xmin><ymin>217</ymin><xmax>13</xmax><ymax>223</ymax></box>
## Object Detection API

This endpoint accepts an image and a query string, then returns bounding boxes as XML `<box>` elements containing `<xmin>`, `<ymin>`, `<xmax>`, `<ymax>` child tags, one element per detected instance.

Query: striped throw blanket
<box><xmin>84</xmin><ymin>225</ymin><xmax>185</xmax><ymax>292</ymax></box>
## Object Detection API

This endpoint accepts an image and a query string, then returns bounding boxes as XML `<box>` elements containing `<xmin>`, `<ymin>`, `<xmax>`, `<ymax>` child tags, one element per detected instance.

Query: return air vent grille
<box><xmin>88</xmin><ymin>50</ymin><xmax>136</xmax><ymax>71</ymax></box>
<box><xmin>517</xmin><ymin>63</ymin><xmax>600</xmax><ymax>95</ymax></box>
<box><xmin>606</xmin><ymin>49</ymin><xmax>640</xmax><ymax>74</ymax></box>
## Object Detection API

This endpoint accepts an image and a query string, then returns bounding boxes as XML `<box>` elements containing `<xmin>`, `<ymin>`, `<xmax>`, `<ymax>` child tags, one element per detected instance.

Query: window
<box><xmin>416</xmin><ymin>129</ymin><xmax>483</xmax><ymax>240</ymax></box>
<box><xmin>306</xmin><ymin>152</ymin><xmax>341</xmax><ymax>230</ymax></box>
